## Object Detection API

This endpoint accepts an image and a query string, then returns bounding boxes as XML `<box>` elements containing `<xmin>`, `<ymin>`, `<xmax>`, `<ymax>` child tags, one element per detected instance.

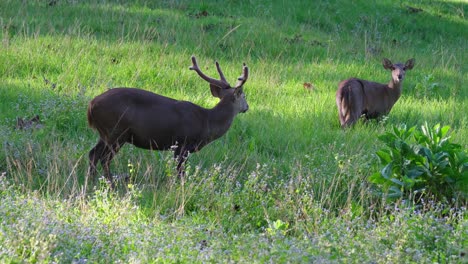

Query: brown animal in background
<box><xmin>87</xmin><ymin>56</ymin><xmax>249</xmax><ymax>186</ymax></box>
<box><xmin>336</xmin><ymin>58</ymin><xmax>415</xmax><ymax>128</ymax></box>
<box><xmin>16</xmin><ymin>115</ymin><xmax>43</xmax><ymax>130</ymax></box>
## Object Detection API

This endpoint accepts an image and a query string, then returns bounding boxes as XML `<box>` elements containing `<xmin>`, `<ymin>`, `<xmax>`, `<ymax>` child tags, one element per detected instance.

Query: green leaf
<box><xmin>378</xmin><ymin>133</ymin><xmax>397</xmax><ymax>145</ymax></box>
<box><xmin>402</xmin><ymin>177</ymin><xmax>416</xmax><ymax>188</ymax></box>
<box><xmin>418</xmin><ymin>147</ymin><xmax>432</xmax><ymax>160</ymax></box>
<box><xmin>415</xmin><ymin>130</ymin><xmax>431</xmax><ymax>145</ymax></box>
<box><xmin>388</xmin><ymin>186</ymin><xmax>402</xmax><ymax>199</ymax></box>
<box><xmin>404</xmin><ymin>126</ymin><xmax>416</xmax><ymax>140</ymax></box>
<box><xmin>381</xmin><ymin>163</ymin><xmax>393</xmax><ymax>179</ymax></box>
<box><xmin>393</xmin><ymin>125</ymin><xmax>403</xmax><ymax>138</ymax></box>
<box><xmin>407</xmin><ymin>167</ymin><xmax>425</xmax><ymax>178</ymax></box>
<box><xmin>401</xmin><ymin>141</ymin><xmax>413</xmax><ymax>156</ymax></box>
<box><xmin>376</xmin><ymin>150</ymin><xmax>392</xmax><ymax>164</ymax></box>
<box><xmin>433</xmin><ymin>123</ymin><xmax>441</xmax><ymax>134</ymax></box>
<box><xmin>435</xmin><ymin>151</ymin><xmax>449</xmax><ymax>161</ymax></box>
<box><xmin>390</xmin><ymin>177</ymin><xmax>404</xmax><ymax>187</ymax></box>
<box><xmin>369</xmin><ymin>172</ymin><xmax>385</xmax><ymax>184</ymax></box>
<box><xmin>440</xmin><ymin>125</ymin><xmax>450</xmax><ymax>138</ymax></box>
<box><xmin>421</xmin><ymin>122</ymin><xmax>429</xmax><ymax>137</ymax></box>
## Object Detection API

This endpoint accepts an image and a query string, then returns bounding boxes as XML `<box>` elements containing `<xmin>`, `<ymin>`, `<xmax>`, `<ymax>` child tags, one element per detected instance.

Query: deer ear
<box><xmin>210</xmin><ymin>84</ymin><xmax>222</xmax><ymax>98</ymax></box>
<box><xmin>231</xmin><ymin>87</ymin><xmax>243</xmax><ymax>102</ymax></box>
<box><xmin>234</xmin><ymin>87</ymin><xmax>243</xmax><ymax>97</ymax></box>
<box><xmin>405</xmin><ymin>58</ymin><xmax>415</xmax><ymax>70</ymax></box>
<box><xmin>382</xmin><ymin>58</ymin><xmax>393</xmax><ymax>70</ymax></box>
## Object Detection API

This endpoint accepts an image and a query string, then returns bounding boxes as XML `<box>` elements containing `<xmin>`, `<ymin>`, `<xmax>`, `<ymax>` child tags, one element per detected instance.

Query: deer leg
<box><xmin>343</xmin><ymin>102</ymin><xmax>364</xmax><ymax>128</ymax></box>
<box><xmin>100</xmin><ymin>145</ymin><xmax>114</xmax><ymax>185</ymax></box>
<box><xmin>88</xmin><ymin>139</ymin><xmax>106</xmax><ymax>180</ymax></box>
<box><xmin>339</xmin><ymin>113</ymin><xmax>347</xmax><ymax>128</ymax></box>
<box><xmin>100</xmin><ymin>142</ymin><xmax>124</xmax><ymax>188</ymax></box>
<box><xmin>344</xmin><ymin>113</ymin><xmax>360</xmax><ymax>128</ymax></box>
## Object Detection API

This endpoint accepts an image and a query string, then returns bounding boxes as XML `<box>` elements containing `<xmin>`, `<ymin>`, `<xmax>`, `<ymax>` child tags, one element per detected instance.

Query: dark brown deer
<box><xmin>87</xmin><ymin>56</ymin><xmax>249</xmax><ymax>186</ymax></box>
<box><xmin>336</xmin><ymin>58</ymin><xmax>415</xmax><ymax>128</ymax></box>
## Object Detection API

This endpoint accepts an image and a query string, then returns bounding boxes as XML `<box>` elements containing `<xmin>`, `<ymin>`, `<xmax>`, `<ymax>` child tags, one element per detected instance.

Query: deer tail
<box><xmin>87</xmin><ymin>103</ymin><xmax>96</xmax><ymax>130</ymax></box>
<box><xmin>338</xmin><ymin>86</ymin><xmax>352</xmax><ymax>121</ymax></box>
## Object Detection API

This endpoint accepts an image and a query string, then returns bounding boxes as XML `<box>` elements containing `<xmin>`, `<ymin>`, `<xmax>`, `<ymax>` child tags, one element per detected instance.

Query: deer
<box><xmin>336</xmin><ymin>58</ymin><xmax>415</xmax><ymax>128</ymax></box>
<box><xmin>87</xmin><ymin>56</ymin><xmax>249</xmax><ymax>187</ymax></box>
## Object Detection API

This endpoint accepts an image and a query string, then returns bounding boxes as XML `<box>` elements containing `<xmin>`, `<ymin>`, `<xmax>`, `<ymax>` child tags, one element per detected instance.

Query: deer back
<box><xmin>360</xmin><ymin>79</ymin><xmax>399</xmax><ymax>117</ymax></box>
<box><xmin>88</xmin><ymin>88</ymin><xmax>213</xmax><ymax>150</ymax></box>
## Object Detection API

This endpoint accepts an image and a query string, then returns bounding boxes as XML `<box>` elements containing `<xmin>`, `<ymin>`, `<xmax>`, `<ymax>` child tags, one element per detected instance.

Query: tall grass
<box><xmin>0</xmin><ymin>0</ymin><xmax>466</xmax><ymax>262</ymax></box>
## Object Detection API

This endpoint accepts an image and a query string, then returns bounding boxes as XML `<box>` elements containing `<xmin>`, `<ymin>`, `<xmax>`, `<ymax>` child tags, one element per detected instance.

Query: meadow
<box><xmin>0</xmin><ymin>0</ymin><xmax>467</xmax><ymax>262</ymax></box>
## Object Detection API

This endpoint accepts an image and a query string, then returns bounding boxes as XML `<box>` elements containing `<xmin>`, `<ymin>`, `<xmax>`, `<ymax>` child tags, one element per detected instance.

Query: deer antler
<box><xmin>215</xmin><ymin>61</ymin><xmax>228</xmax><ymax>83</ymax></box>
<box><xmin>189</xmin><ymin>56</ymin><xmax>230</xmax><ymax>89</ymax></box>
<box><xmin>234</xmin><ymin>63</ymin><xmax>249</xmax><ymax>88</ymax></box>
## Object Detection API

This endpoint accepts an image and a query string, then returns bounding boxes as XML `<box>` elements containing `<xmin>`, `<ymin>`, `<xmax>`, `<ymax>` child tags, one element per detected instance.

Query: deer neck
<box><xmin>207</xmin><ymin>97</ymin><xmax>237</xmax><ymax>139</ymax></box>
<box><xmin>387</xmin><ymin>79</ymin><xmax>402</xmax><ymax>102</ymax></box>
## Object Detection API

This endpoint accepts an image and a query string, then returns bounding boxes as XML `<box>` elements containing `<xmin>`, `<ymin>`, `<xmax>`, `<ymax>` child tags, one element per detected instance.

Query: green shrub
<box><xmin>370</xmin><ymin>123</ymin><xmax>467</xmax><ymax>204</ymax></box>
<box><xmin>413</xmin><ymin>74</ymin><xmax>442</xmax><ymax>99</ymax></box>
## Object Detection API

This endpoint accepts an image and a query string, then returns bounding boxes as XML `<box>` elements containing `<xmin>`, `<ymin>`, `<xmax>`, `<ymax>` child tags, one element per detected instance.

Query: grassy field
<box><xmin>0</xmin><ymin>0</ymin><xmax>467</xmax><ymax>262</ymax></box>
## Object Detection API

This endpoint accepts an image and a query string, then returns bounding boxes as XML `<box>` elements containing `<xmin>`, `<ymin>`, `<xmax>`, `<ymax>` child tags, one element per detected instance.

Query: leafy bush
<box><xmin>413</xmin><ymin>74</ymin><xmax>442</xmax><ymax>99</ymax></box>
<box><xmin>370</xmin><ymin>123</ymin><xmax>467</xmax><ymax>204</ymax></box>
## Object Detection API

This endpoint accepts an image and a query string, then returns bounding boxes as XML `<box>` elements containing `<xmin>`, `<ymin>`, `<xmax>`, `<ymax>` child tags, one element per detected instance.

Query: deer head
<box><xmin>383</xmin><ymin>58</ymin><xmax>415</xmax><ymax>85</ymax></box>
<box><xmin>189</xmin><ymin>56</ymin><xmax>249</xmax><ymax>113</ymax></box>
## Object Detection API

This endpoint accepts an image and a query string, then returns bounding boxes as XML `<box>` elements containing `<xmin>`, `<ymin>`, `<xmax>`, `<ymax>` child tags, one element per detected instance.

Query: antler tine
<box><xmin>234</xmin><ymin>63</ymin><xmax>249</xmax><ymax>88</ymax></box>
<box><xmin>189</xmin><ymin>56</ymin><xmax>230</xmax><ymax>89</ymax></box>
<box><xmin>215</xmin><ymin>61</ymin><xmax>228</xmax><ymax>83</ymax></box>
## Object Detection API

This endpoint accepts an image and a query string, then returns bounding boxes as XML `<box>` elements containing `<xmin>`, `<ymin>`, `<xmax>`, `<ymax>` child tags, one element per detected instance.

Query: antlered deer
<box><xmin>336</xmin><ymin>58</ymin><xmax>415</xmax><ymax>128</ymax></box>
<box><xmin>87</xmin><ymin>56</ymin><xmax>249</xmax><ymax>186</ymax></box>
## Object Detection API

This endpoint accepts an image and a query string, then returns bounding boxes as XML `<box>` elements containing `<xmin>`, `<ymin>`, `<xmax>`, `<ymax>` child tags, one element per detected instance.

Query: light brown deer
<box><xmin>336</xmin><ymin>58</ymin><xmax>415</xmax><ymax>128</ymax></box>
<box><xmin>87</xmin><ymin>56</ymin><xmax>249</xmax><ymax>186</ymax></box>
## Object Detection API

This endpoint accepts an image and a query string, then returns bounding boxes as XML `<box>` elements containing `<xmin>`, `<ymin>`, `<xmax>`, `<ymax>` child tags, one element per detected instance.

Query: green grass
<box><xmin>0</xmin><ymin>0</ymin><xmax>467</xmax><ymax>262</ymax></box>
